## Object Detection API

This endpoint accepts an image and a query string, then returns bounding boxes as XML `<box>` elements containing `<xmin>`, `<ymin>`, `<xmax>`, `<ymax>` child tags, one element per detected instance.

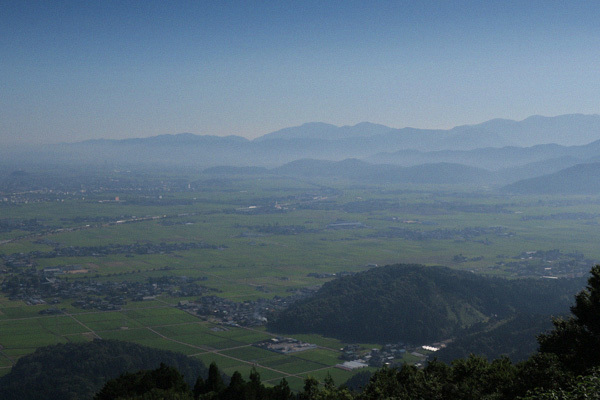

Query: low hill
<box><xmin>0</xmin><ymin>339</ymin><xmax>208</xmax><ymax>400</ymax></box>
<box><xmin>503</xmin><ymin>162</ymin><xmax>600</xmax><ymax>194</ymax></box>
<box><xmin>202</xmin><ymin>165</ymin><xmax>269</xmax><ymax>175</ymax></box>
<box><xmin>372</xmin><ymin>138</ymin><xmax>600</xmax><ymax>173</ymax></box>
<box><xmin>382</xmin><ymin>162</ymin><xmax>493</xmax><ymax>184</ymax></box>
<box><xmin>494</xmin><ymin>156</ymin><xmax>584</xmax><ymax>183</ymax></box>
<box><xmin>272</xmin><ymin>158</ymin><xmax>374</xmax><ymax>178</ymax></box>
<box><xmin>370</xmin><ymin>143</ymin><xmax>571</xmax><ymax>170</ymax></box>
<box><xmin>269</xmin><ymin>264</ymin><xmax>584</xmax><ymax>344</ymax></box>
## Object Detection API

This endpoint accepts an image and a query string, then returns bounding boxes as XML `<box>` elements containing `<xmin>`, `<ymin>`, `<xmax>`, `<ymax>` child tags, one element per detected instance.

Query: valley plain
<box><xmin>2</xmin><ymin>164</ymin><xmax>600</xmax><ymax>390</ymax></box>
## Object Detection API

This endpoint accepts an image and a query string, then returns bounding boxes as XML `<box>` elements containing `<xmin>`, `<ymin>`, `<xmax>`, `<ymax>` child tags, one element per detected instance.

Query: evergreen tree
<box><xmin>359</xmin><ymin>367</ymin><xmax>408</xmax><ymax>399</ymax></box>
<box><xmin>194</xmin><ymin>362</ymin><xmax>226</xmax><ymax>399</ymax></box>
<box><xmin>299</xmin><ymin>376</ymin><xmax>320</xmax><ymax>400</ymax></box>
<box><xmin>94</xmin><ymin>363</ymin><xmax>191</xmax><ymax>400</ymax></box>
<box><xmin>318</xmin><ymin>373</ymin><xmax>353</xmax><ymax>400</ymax></box>
<box><xmin>538</xmin><ymin>265</ymin><xmax>600</xmax><ymax>374</ymax></box>
<box><xmin>268</xmin><ymin>378</ymin><xmax>293</xmax><ymax>400</ymax></box>
<box><xmin>193</xmin><ymin>376</ymin><xmax>206</xmax><ymax>400</ymax></box>
<box><xmin>221</xmin><ymin>371</ymin><xmax>245</xmax><ymax>400</ymax></box>
<box><xmin>245</xmin><ymin>368</ymin><xmax>266</xmax><ymax>400</ymax></box>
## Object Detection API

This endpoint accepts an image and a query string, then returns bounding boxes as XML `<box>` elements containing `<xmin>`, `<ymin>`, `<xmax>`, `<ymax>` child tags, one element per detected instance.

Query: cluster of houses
<box><xmin>373</xmin><ymin>225</ymin><xmax>513</xmax><ymax>242</ymax></box>
<box><xmin>494</xmin><ymin>249</ymin><xmax>594</xmax><ymax>278</ymax></box>
<box><xmin>337</xmin><ymin>341</ymin><xmax>447</xmax><ymax>370</ymax></box>
<box><xmin>1</xmin><ymin>266</ymin><xmax>212</xmax><ymax>311</ymax></box>
<box><xmin>3</xmin><ymin>241</ymin><xmax>223</xmax><ymax>263</ymax></box>
<box><xmin>337</xmin><ymin>343</ymin><xmax>410</xmax><ymax>369</ymax></box>
<box><xmin>254</xmin><ymin>337</ymin><xmax>317</xmax><ymax>354</ymax></box>
<box><xmin>306</xmin><ymin>269</ymin><xmax>365</xmax><ymax>279</ymax></box>
<box><xmin>0</xmin><ymin>189</ymin><xmax>82</xmax><ymax>204</ymax></box>
<box><xmin>178</xmin><ymin>287</ymin><xmax>318</xmax><ymax>327</ymax></box>
<box><xmin>0</xmin><ymin>218</ymin><xmax>45</xmax><ymax>234</ymax></box>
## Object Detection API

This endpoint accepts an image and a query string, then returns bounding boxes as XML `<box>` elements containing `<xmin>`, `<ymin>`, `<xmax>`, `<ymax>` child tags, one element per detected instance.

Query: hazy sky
<box><xmin>2</xmin><ymin>1</ymin><xmax>599</xmax><ymax>145</ymax></box>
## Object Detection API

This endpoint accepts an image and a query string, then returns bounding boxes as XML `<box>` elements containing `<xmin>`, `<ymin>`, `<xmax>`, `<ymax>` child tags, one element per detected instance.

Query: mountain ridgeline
<box><xmin>269</xmin><ymin>264</ymin><xmax>585</xmax><ymax>344</ymax></box>
<box><xmin>4</xmin><ymin>114</ymin><xmax>600</xmax><ymax>175</ymax></box>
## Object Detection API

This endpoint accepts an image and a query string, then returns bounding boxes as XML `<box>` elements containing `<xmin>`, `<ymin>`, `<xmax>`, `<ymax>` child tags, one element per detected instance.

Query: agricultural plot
<box><xmin>0</xmin><ymin>304</ymin><xmax>48</xmax><ymax>319</ymax></box>
<box><xmin>72</xmin><ymin>310</ymin><xmax>144</xmax><ymax>332</ymax></box>
<box><xmin>0</xmin><ymin>318</ymin><xmax>69</xmax><ymax>350</ymax></box>
<box><xmin>260</xmin><ymin>357</ymin><xmax>325</xmax><ymax>375</ymax></box>
<box><xmin>120</xmin><ymin>307</ymin><xmax>199</xmax><ymax>326</ymax></box>
<box><xmin>292</xmin><ymin>348</ymin><xmax>344</xmax><ymax>366</ymax></box>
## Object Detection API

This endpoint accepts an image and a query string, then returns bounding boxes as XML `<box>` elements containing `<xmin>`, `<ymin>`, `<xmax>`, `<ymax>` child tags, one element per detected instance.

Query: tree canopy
<box><xmin>270</xmin><ymin>264</ymin><xmax>583</xmax><ymax>343</ymax></box>
<box><xmin>538</xmin><ymin>265</ymin><xmax>600</xmax><ymax>374</ymax></box>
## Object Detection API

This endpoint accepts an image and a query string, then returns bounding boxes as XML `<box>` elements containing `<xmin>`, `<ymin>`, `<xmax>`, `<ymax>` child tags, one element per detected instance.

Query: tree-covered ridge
<box><xmin>93</xmin><ymin>265</ymin><xmax>600</xmax><ymax>400</ymax></box>
<box><xmin>269</xmin><ymin>264</ymin><xmax>584</xmax><ymax>343</ymax></box>
<box><xmin>0</xmin><ymin>340</ymin><xmax>207</xmax><ymax>400</ymax></box>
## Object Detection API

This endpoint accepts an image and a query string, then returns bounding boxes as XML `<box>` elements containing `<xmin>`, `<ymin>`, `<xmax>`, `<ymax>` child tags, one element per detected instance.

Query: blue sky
<box><xmin>1</xmin><ymin>1</ymin><xmax>599</xmax><ymax>144</ymax></box>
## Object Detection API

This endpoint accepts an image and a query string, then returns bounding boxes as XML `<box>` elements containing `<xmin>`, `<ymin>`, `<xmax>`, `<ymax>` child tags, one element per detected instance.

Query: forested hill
<box><xmin>0</xmin><ymin>340</ymin><xmax>208</xmax><ymax>400</ymax></box>
<box><xmin>269</xmin><ymin>264</ymin><xmax>585</xmax><ymax>343</ymax></box>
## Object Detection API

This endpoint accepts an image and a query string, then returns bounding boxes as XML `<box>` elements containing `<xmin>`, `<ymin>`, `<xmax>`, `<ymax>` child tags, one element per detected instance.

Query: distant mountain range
<box><xmin>3</xmin><ymin>114</ymin><xmax>600</xmax><ymax>190</ymax></box>
<box><xmin>255</xmin><ymin>122</ymin><xmax>396</xmax><ymax>142</ymax></box>
<box><xmin>257</xmin><ymin>114</ymin><xmax>600</xmax><ymax>149</ymax></box>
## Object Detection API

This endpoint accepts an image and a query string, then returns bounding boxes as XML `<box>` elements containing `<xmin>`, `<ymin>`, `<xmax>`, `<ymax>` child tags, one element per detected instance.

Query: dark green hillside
<box><xmin>0</xmin><ymin>340</ymin><xmax>207</xmax><ymax>400</ymax></box>
<box><xmin>435</xmin><ymin>313</ymin><xmax>555</xmax><ymax>362</ymax></box>
<box><xmin>269</xmin><ymin>264</ymin><xmax>584</xmax><ymax>343</ymax></box>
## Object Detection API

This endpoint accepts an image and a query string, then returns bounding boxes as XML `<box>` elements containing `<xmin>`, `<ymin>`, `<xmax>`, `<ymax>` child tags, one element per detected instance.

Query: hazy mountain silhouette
<box><xmin>257</xmin><ymin>114</ymin><xmax>600</xmax><ymax>149</ymax></box>
<box><xmin>255</xmin><ymin>122</ymin><xmax>395</xmax><ymax>141</ymax></box>
<box><xmin>267</xmin><ymin>158</ymin><xmax>493</xmax><ymax>184</ymax></box>
<box><xmin>4</xmin><ymin>114</ymin><xmax>600</xmax><ymax>170</ymax></box>
<box><xmin>502</xmin><ymin>162</ymin><xmax>600</xmax><ymax>194</ymax></box>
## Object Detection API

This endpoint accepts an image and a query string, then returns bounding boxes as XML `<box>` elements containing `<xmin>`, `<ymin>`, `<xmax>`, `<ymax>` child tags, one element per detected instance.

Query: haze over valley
<box><xmin>3</xmin><ymin>2</ymin><xmax>600</xmax><ymax>398</ymax></box>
